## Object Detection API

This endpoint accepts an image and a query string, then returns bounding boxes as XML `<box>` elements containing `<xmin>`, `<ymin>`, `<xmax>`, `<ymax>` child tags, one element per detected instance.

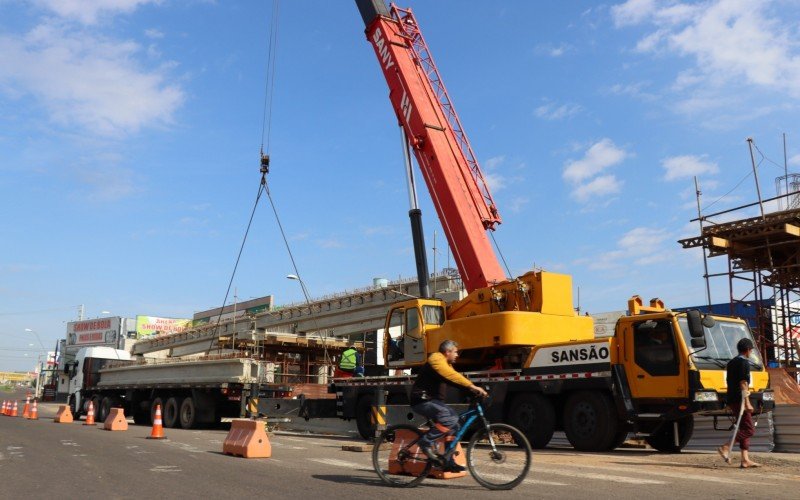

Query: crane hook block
<box><xmin>260</xmin><ymin>153</ymin><xmax>270</xmax><ymax>175</ymax></box>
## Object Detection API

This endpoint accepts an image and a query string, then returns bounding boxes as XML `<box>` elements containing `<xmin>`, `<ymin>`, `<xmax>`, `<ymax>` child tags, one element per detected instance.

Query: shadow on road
<box><xmin>312</xmin><ymin>474</ymin><xmax>482</xmax><ymax>491</ymax></box>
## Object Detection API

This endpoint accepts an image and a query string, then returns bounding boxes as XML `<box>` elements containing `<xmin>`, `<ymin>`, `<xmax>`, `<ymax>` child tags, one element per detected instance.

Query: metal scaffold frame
<box><xmin>679</xmin><ymin>193</ymin><xmax>800</xmax><ymax>379</ymax></box>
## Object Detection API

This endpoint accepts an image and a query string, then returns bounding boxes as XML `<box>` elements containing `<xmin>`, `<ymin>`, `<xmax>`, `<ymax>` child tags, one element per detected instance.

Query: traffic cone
<box><xmin>83</xmin><ymin>401</ymin><xmax>95</xmax><ymax>426</ymax></box>
<box><xmin>10</xmin><ymin>401</ymin><xmax>18</xmax><ymax>417</ymax></box>
<box><xmin>22</xmin><ymin>397</ymin><xmax>31</xmax><ymax>419</ymax></box>
<box><xmin>28</xmin><ymin>400</ymin><xmax>39</xmax><ymax>420</ymax></box>
<box><xmin>1</xmin><ymin>401</ymin><xmax>6</xmax><ymax>416</ymax></box>
<box><xmin>146</xmin><ymin>404</ymin><xmax>167</xmax><ymax>440</ymax></box>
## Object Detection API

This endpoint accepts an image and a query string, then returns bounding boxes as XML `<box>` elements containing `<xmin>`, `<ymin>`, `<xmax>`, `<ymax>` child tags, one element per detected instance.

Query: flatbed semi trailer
<box><xmin>66</xmin><ymin>346</ymin><xmax>297</xmax><ymax>429</ymax></box>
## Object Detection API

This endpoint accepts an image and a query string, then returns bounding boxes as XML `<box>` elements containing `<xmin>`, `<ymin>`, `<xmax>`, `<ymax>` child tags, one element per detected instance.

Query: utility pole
<box><xmin>694</xmin><ymin>176</ymin><xmax>712</xmax><ymax>309</ymax></box>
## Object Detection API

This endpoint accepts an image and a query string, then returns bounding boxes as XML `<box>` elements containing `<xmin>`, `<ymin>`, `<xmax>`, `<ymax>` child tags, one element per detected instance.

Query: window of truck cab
<box><xmin>677</xmin><ymin>317</ymin><xmax>763</xmax><ymax>370</ymax></box>
<box><xmin>422</xmin><ymin>305</ymin><xmax>445</xmax><ymax>326</ymax></box>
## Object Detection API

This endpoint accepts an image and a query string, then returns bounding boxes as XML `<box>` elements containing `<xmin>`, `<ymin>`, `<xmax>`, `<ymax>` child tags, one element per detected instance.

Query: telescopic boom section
<box><xmin>356</xmin><ymin>0</ymin><xmax>506</xmax><ymax>292</ymax></box>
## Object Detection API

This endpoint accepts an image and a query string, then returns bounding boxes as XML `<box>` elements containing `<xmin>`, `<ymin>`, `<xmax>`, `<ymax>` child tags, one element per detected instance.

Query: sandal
<box><xmin>716</xmin><ymin>446</ymin><xmax>729</xmax><ymax>461</ymax></box>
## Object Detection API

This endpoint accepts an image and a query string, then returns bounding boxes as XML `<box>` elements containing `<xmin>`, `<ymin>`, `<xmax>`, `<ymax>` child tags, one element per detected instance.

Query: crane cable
<box><xmin>208</xmin><ymin>0</ymin><xmax>280</xmax><ymax>354</ymax></box>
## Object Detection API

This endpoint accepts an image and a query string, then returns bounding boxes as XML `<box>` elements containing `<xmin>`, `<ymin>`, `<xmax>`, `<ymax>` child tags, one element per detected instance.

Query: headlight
<box><xmin>693</xmin><ymin>391</ymin><xmax>719</xmax><ymax>402</ymax></box>
<box><xmin>762</xmin><ymin>391</ymin><xmax>774</xmax><ymax>402</ymax></box>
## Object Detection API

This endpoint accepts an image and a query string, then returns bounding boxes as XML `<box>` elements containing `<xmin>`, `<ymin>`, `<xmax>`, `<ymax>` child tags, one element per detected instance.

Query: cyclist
<box><xmin>410</xmin><ymin>339</ymin><xmax>488</xmax><ymax>472</ymax></box>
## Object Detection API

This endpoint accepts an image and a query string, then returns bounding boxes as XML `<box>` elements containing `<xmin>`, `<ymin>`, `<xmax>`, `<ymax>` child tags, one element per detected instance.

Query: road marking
<box><xmin>126</xmin><ymin>445</ymin><xmax>139</xmax><ymax>449</ymax></box>
<box><xmin>72</xmin><ymin>454</ymin><xmax>88</xmax><ymax>457</ymax></box>
<box><xmin>7</xmin><ymin>446</ymin><xmax>23</xmax><ymax>450</ymax></box>
<box><xmin>308</xmin><ymin>458</ymin><xmax>366</xmax><ymax>469</ymax></box>
<box><xmin>524</xmin><ymin>479</ymin><xmax>568</xmax><ymax>486</ymax></box>
<box><xmin>59</xmin><ymin>440</ymin><xmax>79</xmax><ymax>447</ymax></box>
<box><xmin>150</xmin><ymin>465</ymin><xmax>181</xmax><ymax>473</ymax></box>
<box><xmin>534</xmin><ymin>466</ymin><xmax>666</xmax><ymax>485</ymax></box>
<box><xmin>290</xmin><ymin>446</ymin><xmax>307</xmax><ymax>450</ymax></box>
<box><xmin>561</xmin><ymin>463</ymin><xmax>760</xmax><ymax>485</ymax></box>
<box><xmin>0</xmin><ymin>452</ymin><xmax>4</xmax><ymax>460</ymax></box>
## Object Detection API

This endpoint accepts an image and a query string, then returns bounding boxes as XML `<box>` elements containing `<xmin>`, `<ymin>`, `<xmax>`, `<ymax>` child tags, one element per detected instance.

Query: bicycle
<box><xmin>372</xmin><ymin>395</ymin><xmax>532</xmax><ymax>490</ymax></box>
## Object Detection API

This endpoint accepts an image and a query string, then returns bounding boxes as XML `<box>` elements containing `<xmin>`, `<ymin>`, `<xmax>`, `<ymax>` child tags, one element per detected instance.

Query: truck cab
<box><xmin>66</xmin><ymin>346</ymin><xmax>131</xmax><ymax>416</ymax></box>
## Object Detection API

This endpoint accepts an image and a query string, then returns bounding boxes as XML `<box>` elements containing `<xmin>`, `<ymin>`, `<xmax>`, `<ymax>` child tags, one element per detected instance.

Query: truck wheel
<box><xmin>179</xmin><ymin>397</ymin><xmax>197</xmax><ymax>429</ymax></box>
<box><xmin>507</xmin><ymin>393</ymin><xmax>556</xmax><ymax>448</ymax></box>
<box><xmin>645</xmin><ymin>416</ymin><xmax>694</xmax><ymax>453</ymax></box>
<box><xmin>99</xmin><ymin>397</ymin><xmax>114</xmax><ymax>423</ymax></box>
<box><xmin>90</xmin><ymin>395</ymin><xmax>102</xmax><ymax>417</ymax></box>
<box><xmin>563</xmin><ymin>391</ymin><xmax>618</xmax><ymax>451</ymax></box>
<box><xmin>610</xmin><ymin>429</ymin><xmax>629</xmax><ymax>450</ymax></box>
<box><xmin>355</xmin><ymin>394</ymin><xmax>376</xmax><ymax>440</ymax></box>
<box><xmin>150</xmin><ymin>397</ymin><xmax>165</xmax><ymax>423</ymax></box>
<box><xmin>164</xmin><ymin>397</ymin><xmax>183</xmax><ymax>428</ymax></box>
<box><xmin>69</xmin><ymin>395</ymin><xmax>81</xmax><ymax>419</ymax></box>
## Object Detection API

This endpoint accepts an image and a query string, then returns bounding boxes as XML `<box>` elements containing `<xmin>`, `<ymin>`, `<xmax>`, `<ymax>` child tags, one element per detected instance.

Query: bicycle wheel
<box><xmin>373</xmin><ymin>424</ymin><xmax>432</xmax><ymax>487</ymax></box>
<box><xmin>467</xmin><ymin>423</ymin><xmax>532</xmax><ymax>490</ymax></box>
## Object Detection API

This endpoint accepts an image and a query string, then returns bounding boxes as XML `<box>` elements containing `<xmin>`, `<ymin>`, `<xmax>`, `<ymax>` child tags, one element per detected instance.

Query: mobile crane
<box><xmin>262</xmin><ymin>1</ymin><xmax>775</xmax><ymax>452</ymax></box>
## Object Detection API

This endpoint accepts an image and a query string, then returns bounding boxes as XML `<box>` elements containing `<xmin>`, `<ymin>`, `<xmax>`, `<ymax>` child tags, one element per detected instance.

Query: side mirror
<box><xmin>687</xmin><ymin>310</ymin><xmax>707</xmax><ymax>339</ymax></box>
<box><xmin>691</xmin><ymin>337</ymin><xmax>707</xmax><ymax>349</ymax></box>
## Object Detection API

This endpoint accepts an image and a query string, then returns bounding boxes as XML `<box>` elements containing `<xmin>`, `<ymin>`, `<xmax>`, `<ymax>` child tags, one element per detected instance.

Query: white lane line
<box><xmin>150</xmin><ymin>465</ymin><xmax>181</xmax><ymax>473</ymax></box>
<box><xmin>59</xmin><ymin>440</ymin><xmax>79</xmax><ymax>447</ymax></box>
<box><xmin>289</xmin><ymin>446</ymin><xmax>307</xmax><ymax>450</ymax></box>
<box><xmin>553</xmin><ymin>463</ymin><xmax>759</xmax><ymax>485</ymax></box>
<box><xmin>0</xmin><ymin>452</ymin><xmax>5</xmax><ymax>460</ymax></box>
<box><xmin>6</xmin><ymin>446</ymin><xmax>23</xmax><ymax>450</ymax></box>
<box><xmin>524</xmin><ymin>479</ymin><xmax>568</xmax><ymax>486</ymax></box>
<box><xmin>308</xmin><ymin>458</ymin><xmax>367</xmax><ymax>469</ymax></box>
<box><xmin>534</xmin><ymin>466</ymin><xmax>666</xmax><ymax>485</ymax></box>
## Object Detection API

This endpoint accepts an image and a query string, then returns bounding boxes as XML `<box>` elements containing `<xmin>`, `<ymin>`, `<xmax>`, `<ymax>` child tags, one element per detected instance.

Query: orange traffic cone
<box><xmin>83</xmin><ymin>401</ymin><xmax>95</xmax><ymax>425</ymax></box>
<box><xmin>28</xmin><ymin>400</ymin><xmax>39</xmax><ymax>420</ymax></box>
<box><xmin>22</xmin><ymin>397</ymin><xmax>31</xmax><ymax>419</ymax></box>
<box><xmin>147</xmin><ymin>404</ymin><xmax>167</xmax><ymax>440</ymax></box>
<box><xmin>1</xmin><ymin>401</ymin><xmax>6</xmax><ymax>416</ymax></box>
<box><xmin>10</xmin><ymin>401</ymin><xmax>18</xmax><ymax>417</ymax></box>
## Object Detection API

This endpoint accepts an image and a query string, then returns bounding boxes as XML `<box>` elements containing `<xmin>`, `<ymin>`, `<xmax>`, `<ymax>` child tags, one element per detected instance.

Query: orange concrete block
<box><xmin>387</xmin><ymin>429</ymin><xmax>466</xmax><ymax>480</ymax></box>
<box><xmin>223</xmin><ymin>419</ymin><xmax>271</xmax><ymax>458</ymax></box>
<box><xmin>103</xmin><ymin>408</ymin><xmax>128</xmax><ymax>431</ymax></box>
<box><xmin>54</xmin><ymin>405</ymin><xmax>74</xmax><ymax>423</ymax></box>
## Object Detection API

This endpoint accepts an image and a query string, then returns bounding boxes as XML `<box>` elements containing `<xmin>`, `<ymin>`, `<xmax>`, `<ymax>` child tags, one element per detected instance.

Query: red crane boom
<box><xmin>357</xmin><ymin>1</ymin><xmax>507</xmax><ymax>292</ymax></box>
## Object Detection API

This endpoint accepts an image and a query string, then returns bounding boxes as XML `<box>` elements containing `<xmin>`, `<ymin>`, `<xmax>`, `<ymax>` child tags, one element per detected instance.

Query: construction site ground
<box><xmin>1</xmin><ymin>389</ymin><xmax>798</xmax><ymax>499</ymax></box>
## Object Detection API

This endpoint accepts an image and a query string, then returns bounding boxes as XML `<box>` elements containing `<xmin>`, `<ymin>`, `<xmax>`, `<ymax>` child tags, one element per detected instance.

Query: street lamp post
<box><xmin>25</xmin><ymin>329</ymin><xmax>47</xmax><ymax>399</ymax></box>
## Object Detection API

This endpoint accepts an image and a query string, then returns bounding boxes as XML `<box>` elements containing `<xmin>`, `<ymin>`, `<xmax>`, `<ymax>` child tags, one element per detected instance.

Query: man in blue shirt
<box><xmin>717</xmin><ymin>338</ymin><xmax>761</xmax><ymax>468</ymax></box>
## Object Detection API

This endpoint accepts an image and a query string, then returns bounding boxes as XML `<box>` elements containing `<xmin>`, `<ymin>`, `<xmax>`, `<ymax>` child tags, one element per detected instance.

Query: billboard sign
<box><xmin>67</xmin><ymin>318</ymin><xmax>121</xmax><ymax>346</ymax></box>
<box><xmin>136</xmin><ymin>316</ymin><xmax>191</xmax><ymax>338</ymax></box>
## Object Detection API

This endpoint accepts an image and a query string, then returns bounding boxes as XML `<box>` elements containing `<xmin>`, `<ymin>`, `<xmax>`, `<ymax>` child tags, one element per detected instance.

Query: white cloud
<box><xmin>34</xmin><ymin>0</ymin><xmax>160</xmax><ymax>25</ymax></box>
<box><xmin>789</xmin><ymin>154</ymin><xmax>800</xmax><ymax>166</ymax></box>
<box><xmin>508</xmin><ymin>196</ymin><xmax>530</xmax><ymax>213</ymax></box>
<box><xmin>483</xmin><ymin>156</ymin><xmax>507</xmax><ymax>192</ymax></box>
<box><xmin>612</xmin><ymin>0</ymin><xmax>800</xmax><ymax>102</ymax></box>
<box><xmin>484</xmin><ymin>156</ymin><xmax>505</xmax><ymax>170</ymax></box>
<box><xmin>0</xmin><ymin>21</ymin><xmax>184</xmax><ymax>136</ymax></box>
<box><xmin>611</xmin><ymin>0</ymin><xmax>657</xmax><ymax>27</ymax></box>
<box><xmin>563</xmin><ymin>138</ymin><xmax>629</xmax><ymax>183</ymax></box>
<box><xmin>571</xmin><ymin>175</ymin><xmax>623</xmax><ymax>202</ymax></box>
<box><xmin>662</xmin><ymin>155</ymin><xmax>719</xmax><ymax>181</ymax></box>
<box><xmin>73</xmin><ymin>163</ymin><xmax>139</xmax><ymax>202</ymax></box>
<box><xmin>535</xmin><ymin>101</ymin><xmax>583</xmax><ymax>120</ymax></box>
<box><xmin>587</xmin><ymin>227</ymin><xmax>671</xmax><ymax>270</ymax></box>
<box><xmin>145</xmin><ymin>28</ymin><xmax>164</xmax><ymax>39</ymax></box>
<box><xmin>534</xmin><ymin>43</ymin><xmax>572</xmax><ymax>57</ymax></box>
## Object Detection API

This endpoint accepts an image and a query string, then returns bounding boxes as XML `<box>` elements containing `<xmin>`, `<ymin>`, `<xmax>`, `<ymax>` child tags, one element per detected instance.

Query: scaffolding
<box><xmin>679</xmin><ymin>184</ymin><xmax>800</xmax><ymax>379</ymax></box>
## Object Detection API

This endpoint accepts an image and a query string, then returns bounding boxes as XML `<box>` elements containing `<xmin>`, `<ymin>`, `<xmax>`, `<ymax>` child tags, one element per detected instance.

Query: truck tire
<box><xmin>563</xmin><ymin>391</ymin><xmax>618</xmax><ymax>451</ymax></box>
<box><xmin>164</xmin><ymin>397</ymin><xmax>183</xmax><ymax>428</ymax></box>
<box><xmin>179</xmin><ymin>397</ymin><xmax>198</xmax><ymax>429</ymax></box>
<box><xmin>355</xmin><ymin>394</ymin><xmax>376</xmax><ymax>440</ymax></box>
<box><xmin>90</xmin><ymin>395</ymin><xmax>102</xmax><ymax>417</ymax></box>
<box><xmin>507</xmin><ymin>393</ymin><xmax>556</xmax><ymax>448</ymax></box>
<box><xmin>645</xmin><ymin>416</ymin><xmax>694</xmax><ymax>453</ymax></box>
<box><xmin>150</xmin><ymin>397</ymin><xmax>165</xmax><ymax>423</ymax></box>
<box><xmin>99</xmin><ymin>396</ymin><xmax>114</xmax><ymax>423</ymax></box>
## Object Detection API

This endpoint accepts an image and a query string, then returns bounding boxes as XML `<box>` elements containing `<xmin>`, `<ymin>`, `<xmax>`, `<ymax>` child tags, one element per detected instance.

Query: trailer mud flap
<box><xmin>257</xmin><ymin>397</ymin><xmax>339</xmax><ymax>420</ymax></box>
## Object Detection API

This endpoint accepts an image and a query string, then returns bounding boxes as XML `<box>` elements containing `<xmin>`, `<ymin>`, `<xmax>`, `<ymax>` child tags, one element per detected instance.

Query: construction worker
<box><xmin>335</xmin><ymin>344</ymin><xmax>360</xmax><ymax>378</ymax></box>
<box><xmin>717</xmin><ymin>338</ymin><xmax>761</xmax><ymax>468</ymax></box>
<box><xmin>410</xmin><ymin>340</ymin><xmax>488</xmax><ymax>472</ymax></box>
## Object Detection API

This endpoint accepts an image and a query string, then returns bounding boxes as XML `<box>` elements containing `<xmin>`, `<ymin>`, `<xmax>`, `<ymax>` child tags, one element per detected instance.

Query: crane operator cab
<box><xmin>385</xmin><ymin>299</ymin><xmax>446</xmax><ymax>367</ymax></box>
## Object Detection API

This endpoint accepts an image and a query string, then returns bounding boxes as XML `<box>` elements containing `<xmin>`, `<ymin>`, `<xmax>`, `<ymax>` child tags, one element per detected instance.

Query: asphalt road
<box><xmin>1</xmin><ymin>393</ymin><xmax>799</xmax><ymax>499</ymax></box>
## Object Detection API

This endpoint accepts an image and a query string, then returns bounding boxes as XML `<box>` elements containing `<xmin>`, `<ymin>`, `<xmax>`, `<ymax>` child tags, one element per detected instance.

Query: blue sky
<box><xmin>2</xmin><ymin>0</ymin><xmax>800</xmax><ymax>371</ymax></box>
